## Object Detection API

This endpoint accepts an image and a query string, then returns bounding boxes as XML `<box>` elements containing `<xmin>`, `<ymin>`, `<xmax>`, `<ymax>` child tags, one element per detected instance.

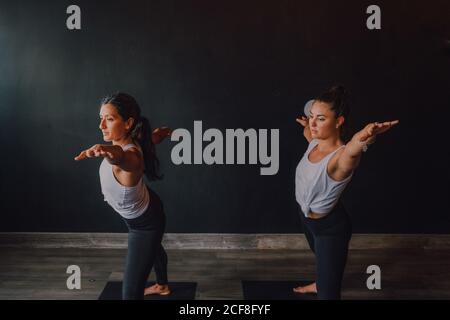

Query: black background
<box><xmin>0</xmin><ymin>0</ymin><xmax>449</xmax><ymax>233</ymax></box>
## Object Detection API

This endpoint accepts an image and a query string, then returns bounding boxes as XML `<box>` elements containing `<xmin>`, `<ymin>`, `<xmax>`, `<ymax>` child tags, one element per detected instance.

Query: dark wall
<box><xmin>0</xmin><ymin>0</ymin><xmax>449</xmax><ymax>233</ymax></box>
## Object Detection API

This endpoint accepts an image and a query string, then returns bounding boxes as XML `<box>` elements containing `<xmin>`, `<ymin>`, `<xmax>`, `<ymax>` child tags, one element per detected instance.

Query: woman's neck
<box><xmin>112</xmin><ymin>136</ymin><xmax>134</xmax><ymax>148</ymax></box>
<box><xmin>316</xmin><ymin>136</ymin><xmax>343</xmax><ymax>153</ymax></box>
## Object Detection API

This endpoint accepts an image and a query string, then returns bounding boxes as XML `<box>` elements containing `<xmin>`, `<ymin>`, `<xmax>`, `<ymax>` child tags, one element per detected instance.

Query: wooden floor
<box><xmin>1</xmin><ymin>247</ymin><xmax>450</xmax><ymax>300</ymax></box>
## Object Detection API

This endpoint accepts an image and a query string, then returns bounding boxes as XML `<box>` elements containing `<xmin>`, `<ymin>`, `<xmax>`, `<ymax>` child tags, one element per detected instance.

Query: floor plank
<box><xmin>0</xmin><ymin>247</ymin><xmax>449</xmax><ymax>299</ymax></box>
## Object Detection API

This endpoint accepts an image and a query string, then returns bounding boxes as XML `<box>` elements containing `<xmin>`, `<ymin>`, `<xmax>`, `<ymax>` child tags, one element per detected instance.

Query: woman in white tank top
<box><xmin>293</xmin><ymin>85</ymin><xmax>399</xmax><ymax>299</ymax></box>
<box><xmin>74</xmin><ymin>92</ymin><xmax>172</xmax><ymax>299</ymax></box>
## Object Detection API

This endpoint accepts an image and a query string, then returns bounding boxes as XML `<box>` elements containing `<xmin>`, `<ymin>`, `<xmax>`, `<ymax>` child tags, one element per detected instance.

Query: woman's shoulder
<box><xmin>123</xmin><ymin>142</ymin><xmax>142</xmax><ymax>154</ymax></box>
<box><xmin>306</xmin><ymin>138</ymin><xmax>319</xmax><ymax>151</ymax></box>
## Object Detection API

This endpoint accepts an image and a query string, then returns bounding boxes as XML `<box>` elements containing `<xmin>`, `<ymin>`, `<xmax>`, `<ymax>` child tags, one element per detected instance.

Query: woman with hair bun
<box><xmin>294</xmin><ymin>85</ymin><xmax>399</xmax><ymax>299</ymax></box>
<box><xmin>75</xmin><ymin>92</ymin><xmax>172</xmax><ymax>299</ymax></box>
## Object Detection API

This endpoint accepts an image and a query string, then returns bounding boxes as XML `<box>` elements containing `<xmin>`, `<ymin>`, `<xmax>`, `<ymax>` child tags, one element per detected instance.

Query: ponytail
<box><xmin>131</xmin><ymin>116</ymin><xmax>162</xmax><ymax>181</ymax></box>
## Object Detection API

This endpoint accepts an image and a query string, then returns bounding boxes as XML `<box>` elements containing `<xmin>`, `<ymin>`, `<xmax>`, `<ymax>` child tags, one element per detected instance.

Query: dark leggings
<box><xmin>300</xmin><ymin>202</ymin><xmax>352</xmax><ymax>300</ymax></box>
<box><xmin>121</xmin><ymin>188</ymin><xmax>168</xmax><ymax>300</ymax></box>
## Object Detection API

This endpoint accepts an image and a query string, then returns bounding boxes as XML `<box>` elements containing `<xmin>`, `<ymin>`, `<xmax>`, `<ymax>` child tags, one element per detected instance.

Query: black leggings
<box><xmin>121</xmin><ymin>188</ymin><xmax>168</xmax><ymax>300</ymax></box>
<box><xmin>300</xmin><ymin>202</ymin><xmax>352</xmax><ymax>300</ymax></box>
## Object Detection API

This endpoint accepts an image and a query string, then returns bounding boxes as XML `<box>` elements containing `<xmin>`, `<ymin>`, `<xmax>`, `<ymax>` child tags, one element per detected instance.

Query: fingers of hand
<box><xmin>371</xmin><ymin>120</ymin><xmax>399</xmax><ymax>136</ymax></box>
<box><xmin>86</xmin><ymin>149</ymin><xmax>95</xmax><ymax>157</ymax></box>
<box><xmin>296</xmin><ymin>117</ymin><xmax>307</xmax><ymax>126</ymax></box>
<box><xmin>75</xmin><ymin>145</ymin><xmax>107</xmax><ymax>160</ymax></box>
<box><xmin>161</xmin><ymin>127</ymin><xmax>172</xmax><ymax>135</ymax></box>
<box><xmin>380</xmin><ymin>120</ymin><xmax>399</xmax><ymax>128</ymax></box>
<box><xmin>94</xmin><ymin>145</ymin><xmax>106</xmax><ymax>157</ymax></box>
<box><xmin>95</xmin><ymin>149</ymin><xmax>107</xmax><ymax>157</ymax></box>
<box><xmin>87</xmin><ymin>145</ymin><xmax>102</xmax><ymax>157</ymax></box>
<box><xmin>154</xmin><ymin>127</ymin><xmax>172</xmax><ymax>136</ymax></box>
<box><xmin>384</xmin><ymin>120</ymin><xmax>399</xmax><ymax>129</ymax></box>
<box><xmin>74</xmin><ymin>151</ymin><xmax>86</xmax><ymax>161</ymax></box>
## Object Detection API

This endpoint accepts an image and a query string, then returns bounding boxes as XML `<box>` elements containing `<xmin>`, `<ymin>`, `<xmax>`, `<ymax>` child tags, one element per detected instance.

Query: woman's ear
<box><xmin>336</xmin><ymin>116</ymin><xmax>345</xmax><ymax>129</ymax></box>
<box><xmin>125</xmin><ymin>117</ymin><xmax>135</xmax><ymax>131</ymax></box>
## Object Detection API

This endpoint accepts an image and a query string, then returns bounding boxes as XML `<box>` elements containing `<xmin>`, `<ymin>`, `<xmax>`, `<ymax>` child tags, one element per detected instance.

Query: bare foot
<box><xmin>144</xmin><ymin>283</ymin><xmax>171</xmax><ymax>296</ymax></box>
<box><xmin>293</xmin><ymin>282</ymin><xmax>317</xmax><ymax>294</ymax></box>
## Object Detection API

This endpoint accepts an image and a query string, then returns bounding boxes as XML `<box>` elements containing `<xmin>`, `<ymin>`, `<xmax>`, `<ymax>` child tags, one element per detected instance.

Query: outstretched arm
<box><xmin>152</xmin><ymin>127</ymin><xmax>172</xmax><ymax>145</ymax></box>
<box><xmin>74</xmin><ymin>144</ymin><xmax>143</xmax><ymax>172</ymax></box>
<box><xmin>332</xmin><ymin>120</ymin><xmax>400</xmax><ymax>179</ymax></box>
<box><xmin>296</xmin><ymin>116</ymin><xmax>312</xmax><ymax>143</ymax></box>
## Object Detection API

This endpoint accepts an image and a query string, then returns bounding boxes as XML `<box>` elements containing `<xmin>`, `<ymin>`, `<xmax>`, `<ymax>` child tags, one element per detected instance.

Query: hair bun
<box><xmin>329</xmin><ymin>85</ymin><xmax>347</xmax><ymax>97</ymax></box>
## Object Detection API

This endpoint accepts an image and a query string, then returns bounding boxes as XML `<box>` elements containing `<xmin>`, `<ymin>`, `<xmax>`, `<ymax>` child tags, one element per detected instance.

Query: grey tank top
<box><xmin>99</xmin><ymin>143</ymin><xmax>150</xmax><ymax>219</ymax></box>
<box><xmin>295</xmin><ymin>139</ymin><xmax>353</xmax><ymax>217</ymax></box>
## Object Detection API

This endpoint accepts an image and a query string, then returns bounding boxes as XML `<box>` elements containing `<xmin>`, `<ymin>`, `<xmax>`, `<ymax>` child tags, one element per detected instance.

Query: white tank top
<box><xmin>295</xmin><ymin>139</ymin><xmax>353</xmax><ymax>217</ymax></box>
<box><xmin>99</xmin><ymin>143</ymin><xmax>150</xmax><ymax>219</ymax></box>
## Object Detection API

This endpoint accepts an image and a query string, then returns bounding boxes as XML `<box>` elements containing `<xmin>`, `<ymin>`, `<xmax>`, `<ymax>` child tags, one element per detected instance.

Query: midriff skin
<box><xmin>307</xmin><ymin>211</ymin><xmax>328</xmax><ymax>219</ymax></box>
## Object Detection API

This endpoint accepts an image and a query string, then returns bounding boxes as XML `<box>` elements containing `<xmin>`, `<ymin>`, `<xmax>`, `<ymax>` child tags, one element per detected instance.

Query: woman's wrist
<box><xmin>358</xmin><ymin>140</ymin><xmax>369</xmax><ymax>153</ymax></box>
<box><xmin>348</xmin><ymin>134</ymin><xmax>368</xmax><ymax>154</ymax></box>
<box><xmin>357</xmin><ymin>135</ymin><xmax>376</xmax><ymax>153</ymax></box>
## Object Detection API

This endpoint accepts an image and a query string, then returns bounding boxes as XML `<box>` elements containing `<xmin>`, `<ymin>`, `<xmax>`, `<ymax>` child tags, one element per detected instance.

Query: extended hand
<box><xmin>74</xmin><ymin>144</ymin><xmax>114</xmax><ymax>161</ymax></box>
<box><xmin>152</xmin><ymin>127</ymin><xmax>172</xmax><ymax>145</ymax></box>
<box><xmin>296</xmin><ymin>116</ymin><xmax>309</xmax><ymax>128</ymax></box>
<box><xmin>358</xmin><ymin>120</ymin><xmax>399</xmax><ymax>143</ymax></box>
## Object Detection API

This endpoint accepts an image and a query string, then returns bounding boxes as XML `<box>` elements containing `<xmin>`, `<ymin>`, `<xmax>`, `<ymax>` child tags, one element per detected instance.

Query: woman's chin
<box><xmin>102</xmin><ymin>136</ymin><xmax>112</xmax><ymax>142</ymax></box>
